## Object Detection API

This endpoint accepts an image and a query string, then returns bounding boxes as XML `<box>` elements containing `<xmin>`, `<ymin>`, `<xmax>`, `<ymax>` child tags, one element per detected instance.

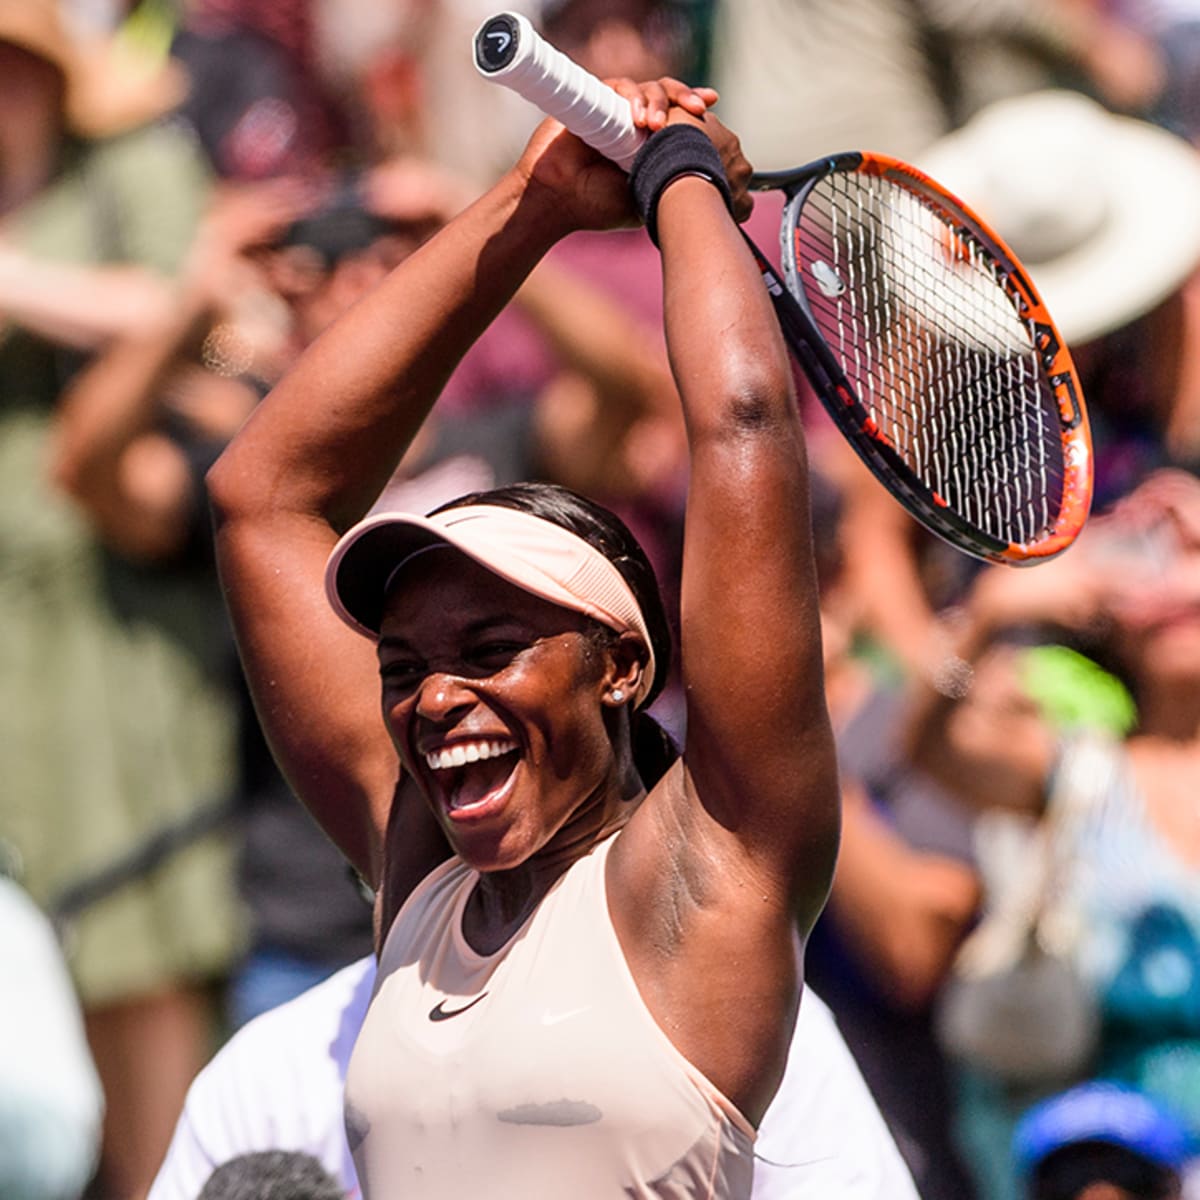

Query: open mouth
<box><xmin>424</xmin><ymin>737</ymin><xmax>520</xmax><ymax>814</ymax></box>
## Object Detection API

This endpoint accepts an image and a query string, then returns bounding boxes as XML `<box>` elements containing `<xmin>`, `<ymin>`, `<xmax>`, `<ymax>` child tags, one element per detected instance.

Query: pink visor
<box><xmin>324</xmin><ymin>504</ymin><xmax>657</xmax><ymax>706</ymax></box>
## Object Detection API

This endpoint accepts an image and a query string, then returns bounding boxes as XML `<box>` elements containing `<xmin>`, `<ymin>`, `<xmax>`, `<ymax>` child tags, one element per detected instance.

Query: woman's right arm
<box><xmin>206</xmin><ymin>95</ymin><xmax>706</xmax><ymax>885</ymax></box>
<box><xmin>208</xmin><ymin>172</ymin><xmax>563</xmax><ymax>883</ymax></box>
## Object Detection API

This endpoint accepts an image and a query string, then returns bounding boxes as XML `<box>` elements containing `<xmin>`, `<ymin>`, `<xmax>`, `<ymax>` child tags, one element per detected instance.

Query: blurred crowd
<box><xmin>5</xmin><ymin>1</ymin><xmax>1200</xmax><ymax>1199</ymax></box>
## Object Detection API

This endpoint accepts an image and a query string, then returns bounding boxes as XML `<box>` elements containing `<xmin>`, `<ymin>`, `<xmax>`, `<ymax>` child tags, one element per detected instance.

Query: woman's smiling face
<box><xmin>377</xmin><ymin>547</ymin><xmax>625</xmax><ymax>872</ymax></box>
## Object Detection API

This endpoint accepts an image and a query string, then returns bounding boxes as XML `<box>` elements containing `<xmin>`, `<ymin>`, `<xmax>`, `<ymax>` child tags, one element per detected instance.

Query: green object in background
<box><xmin>119</xmin><ymin>0</ymin><xmax>178</xmax><ymax>63</ymax></box>
<box><xmin>1017</xmin><ymin>644</ymin><xmax>1137</xmax><ymax>737</ymax></box>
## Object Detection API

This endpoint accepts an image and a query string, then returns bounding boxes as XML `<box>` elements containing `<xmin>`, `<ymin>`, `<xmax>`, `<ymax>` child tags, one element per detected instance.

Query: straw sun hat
<box><xmin>919</xmin><ymin>89</ymin><xmax>1200</xmax><ymax>347</ymax></box>
<box><xmin>0</xmin><ymin>0</ymin><xmax>187</xmax><ymax>139</ymax></box>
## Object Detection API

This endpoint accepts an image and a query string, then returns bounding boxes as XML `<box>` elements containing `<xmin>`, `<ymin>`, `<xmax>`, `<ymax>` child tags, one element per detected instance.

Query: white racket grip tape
<box><xmin>473</xmin><ymin>12</ymin><xmax>644</xmax><ymax>170</ymax></box>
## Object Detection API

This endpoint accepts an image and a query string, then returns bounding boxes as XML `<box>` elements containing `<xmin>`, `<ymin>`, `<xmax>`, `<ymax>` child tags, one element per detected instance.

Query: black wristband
<box><xmin>628</xmin><ymin>125</ymin><xmax>734</xmax><ymax>247</ymax></box>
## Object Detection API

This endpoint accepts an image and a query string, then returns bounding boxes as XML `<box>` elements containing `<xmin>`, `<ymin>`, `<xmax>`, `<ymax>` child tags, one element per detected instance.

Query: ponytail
<box><xmin>631</xmin><ymin>710</ymin><xmax>680</xmax><ymax>791</ymax></box>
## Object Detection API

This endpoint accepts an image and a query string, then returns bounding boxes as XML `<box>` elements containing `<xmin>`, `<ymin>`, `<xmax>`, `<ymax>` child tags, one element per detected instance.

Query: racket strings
<box><xmin>794</xmin><ymin>171</ymin><xmax>1064</xmax><ymax>546</ymax></box>
<box><xmin>820</xmin><ymin>179</ymin><xmax>1059</xmax><ymax>541</ymax></box>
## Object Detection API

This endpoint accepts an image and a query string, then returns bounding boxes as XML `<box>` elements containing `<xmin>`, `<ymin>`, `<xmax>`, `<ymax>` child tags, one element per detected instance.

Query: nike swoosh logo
<box><xmin>429</xmin><ymin>993</ymin><xmax>488</xmax><ymax>1022</ymax></box>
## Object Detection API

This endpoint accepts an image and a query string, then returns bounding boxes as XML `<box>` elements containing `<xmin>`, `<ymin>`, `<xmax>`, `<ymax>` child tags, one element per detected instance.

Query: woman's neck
<box><xmin>465</xmin><ymin>790</ymin><xmax>638</xmax><ymax>956</ymax></box>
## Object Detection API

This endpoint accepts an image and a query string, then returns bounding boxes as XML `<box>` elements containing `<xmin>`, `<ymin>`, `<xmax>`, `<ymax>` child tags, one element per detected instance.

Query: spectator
<box><xmin>45</xmin><ymin>174</ymin><xmax>378</xmax><ymax>1033</ymax></box>
<box><xmin>903</xmin><ymin>469</ymin><xmax>1200</xmax><ymax>1199</ymax></box>
<box><xmin>170</xmin><ymin>0</ymin><xmax>350</xmax><ymax>181</ymax></box>
<box><xmin>1116</xmin><ymin>0</ymin><xmax>1200</xmax><ymax>144</ymax></box>
<box><xmin>1014</xmin><ymin>1082</ymin><xmax>1195</xmax><ymax>1200</ymax></box>
<box><xmin>0</xmin><ymin>3</ymin><xmax>244</xmax><ymax>1194</ymax></box>
<box><xmin>0</xmin><ymin>873</ymin><xmax>104</xmax><ymax>1200</ymax></box>
<box><xmin>706</xmin><ymin>0</ymin><xmax>1164</xmax><ymax>171</ymax></box>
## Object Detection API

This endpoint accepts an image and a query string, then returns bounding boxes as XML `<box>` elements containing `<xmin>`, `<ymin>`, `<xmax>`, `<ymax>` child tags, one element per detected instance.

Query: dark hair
<box><xmin>198</xmin><ymin>1151</ymin><xmax>345</xmax><ymax>1200</ymax></box>
<box><xmin>1031</xmin><ymin>1141</ymin><xmax>1181</xmax><ymax>1200</ymax></box>
<box><xmin>433</xmin><ymin>482</ymin><xmax>679</xmax><ymax>787</ymax></box>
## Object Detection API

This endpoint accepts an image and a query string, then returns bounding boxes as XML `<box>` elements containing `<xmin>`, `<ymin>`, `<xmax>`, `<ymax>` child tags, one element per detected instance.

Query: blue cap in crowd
<box><xmin>1014</xmin><ymin>1082</ymin><xmax>1196</xmax><ymax>1177</ymax></box>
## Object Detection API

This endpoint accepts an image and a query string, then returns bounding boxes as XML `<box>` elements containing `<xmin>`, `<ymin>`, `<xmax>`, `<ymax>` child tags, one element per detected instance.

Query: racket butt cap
<box><xmin>475</xmin><ymin>12</ymin><xmax>524</xmax><ymax>74</ymax></box>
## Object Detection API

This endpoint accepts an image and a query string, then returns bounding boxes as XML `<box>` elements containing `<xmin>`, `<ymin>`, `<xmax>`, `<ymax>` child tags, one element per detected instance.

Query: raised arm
<box><xmin>656</xmin><ymin>114</ymin><xmax>840</xmax><ymax>927</ymax></box>
<box><xmin>206</xmin><ymin>90</ymin><xmax>710</xmax><ymax>885</ymax></box>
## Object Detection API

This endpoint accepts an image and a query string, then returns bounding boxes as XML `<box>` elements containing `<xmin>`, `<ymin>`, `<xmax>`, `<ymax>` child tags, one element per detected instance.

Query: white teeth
<box><xmin>424</xmin><ymin>739</ymin><xmax>517</xmax><ymax>771</ymax></box>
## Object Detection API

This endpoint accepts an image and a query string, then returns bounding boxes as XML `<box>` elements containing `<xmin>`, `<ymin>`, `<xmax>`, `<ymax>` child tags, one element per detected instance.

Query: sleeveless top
<box><xmin>344</xmin><ymin>834</ymin><xmax>757</xmax><ymax>1198</ymax></box>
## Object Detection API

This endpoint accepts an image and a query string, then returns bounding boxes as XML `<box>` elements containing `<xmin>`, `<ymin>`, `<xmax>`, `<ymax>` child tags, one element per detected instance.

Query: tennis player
<box><xmin>207</xmin><ymin>77</ymin><xmax>839</xmax><ymax>1197</ymax></box>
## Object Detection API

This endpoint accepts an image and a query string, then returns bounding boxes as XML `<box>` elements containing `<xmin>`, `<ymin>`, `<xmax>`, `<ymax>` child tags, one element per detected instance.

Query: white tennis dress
<box><xmin>344</xmin><ymin>833</ymin><xmax>757</xmax><ymax>1198</ymax></box>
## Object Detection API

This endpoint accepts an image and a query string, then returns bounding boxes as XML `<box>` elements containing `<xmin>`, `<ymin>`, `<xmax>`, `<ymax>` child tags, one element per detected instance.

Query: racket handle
<box><xmin>473</xmin><ymin>11</ymin><xmax>644</xmax><ymax>170</ymax></box>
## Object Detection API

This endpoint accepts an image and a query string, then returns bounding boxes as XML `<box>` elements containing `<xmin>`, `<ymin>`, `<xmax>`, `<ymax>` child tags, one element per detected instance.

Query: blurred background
<box><xmin>5</xmin><ymin>1</ymin><xmax>1200</xmax><ymax>1198</ymax></box>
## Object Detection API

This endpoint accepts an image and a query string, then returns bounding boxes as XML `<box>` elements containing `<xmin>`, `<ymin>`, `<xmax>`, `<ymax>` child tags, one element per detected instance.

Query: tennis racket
<box><xmin>474</xmin><ymin>11</ymin><xmax>1092</xmax><ymax>565</ymax></box>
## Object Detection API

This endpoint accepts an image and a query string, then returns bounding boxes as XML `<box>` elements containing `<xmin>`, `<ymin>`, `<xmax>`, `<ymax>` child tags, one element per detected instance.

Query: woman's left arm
<box><xmin>656</xmin><ymin>115</ymin><xmax>840</xmax><ymax>931</ymax></box>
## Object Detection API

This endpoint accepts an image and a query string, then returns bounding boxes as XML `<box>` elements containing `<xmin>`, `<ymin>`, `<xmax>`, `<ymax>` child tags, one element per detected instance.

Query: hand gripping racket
<box><xmin>474</xmin><ymin>12</ymin><xmax>1093</xmax><ymax>565</ymax></box>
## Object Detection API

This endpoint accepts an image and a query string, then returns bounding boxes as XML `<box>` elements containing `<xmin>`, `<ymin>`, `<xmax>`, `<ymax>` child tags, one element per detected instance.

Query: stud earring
<box><xmin>611</xmin><ymin>689</ymin><xmax>625</xmax><ymax>704</ymax></box>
